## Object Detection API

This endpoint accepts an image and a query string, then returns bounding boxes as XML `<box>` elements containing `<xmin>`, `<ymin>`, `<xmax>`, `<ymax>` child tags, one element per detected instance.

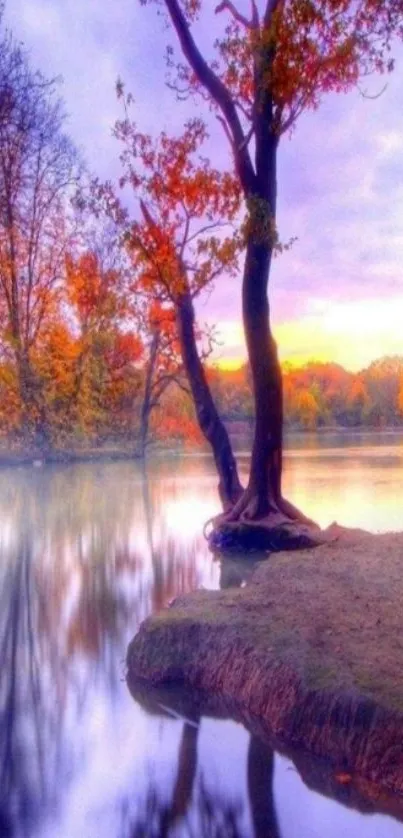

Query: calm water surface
<box><xmin>1</xmin><ymin>432</ymin><xmax>403</xmax><ymax>838</ymax></box>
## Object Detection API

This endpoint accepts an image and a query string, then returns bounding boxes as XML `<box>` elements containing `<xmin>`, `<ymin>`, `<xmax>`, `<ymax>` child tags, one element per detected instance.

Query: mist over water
<box><xmin>1</xmin><ymin>432</ymin><xmax>403</xmax><ymax>838</ymax></box>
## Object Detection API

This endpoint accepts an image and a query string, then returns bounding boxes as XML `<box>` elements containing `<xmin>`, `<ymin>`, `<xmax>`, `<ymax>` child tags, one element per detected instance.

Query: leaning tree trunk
<box><xmin>161</xmin><ymin>720</ymin><xmax>199</xmax><ymax>836</ymax></box>
<box><xmin>175</xmin><ymin>286</ymin><xmax>243</xmax><ymax>509</ymax></box>
<box><xmin>138</xmin><ymin>329</ymin><xmax>159</xmax><ymax>458</ymax></box>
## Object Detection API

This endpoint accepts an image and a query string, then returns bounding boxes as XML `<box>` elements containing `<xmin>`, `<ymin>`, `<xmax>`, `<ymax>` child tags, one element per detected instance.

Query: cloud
<box><xmin>5</xmin><ymin>0</ymin><xmax>190</xmax><ymax>178</ymax></box>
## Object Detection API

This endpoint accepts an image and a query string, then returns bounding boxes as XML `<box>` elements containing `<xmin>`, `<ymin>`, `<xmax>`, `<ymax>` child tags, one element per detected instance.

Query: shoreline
<box><xmin>127</xmin><ymin>527</ymin><xmax>403</xmax><ymax>796</ymax></box>
<box><xmin>0</xmin><ymin>448</ymin><xmax>143</xmax><ymax>468</ymax></box>
<box><xmin>0</xmin><ymin>426</ymin><xmax>402</xmax><ymax>469</ymax></box>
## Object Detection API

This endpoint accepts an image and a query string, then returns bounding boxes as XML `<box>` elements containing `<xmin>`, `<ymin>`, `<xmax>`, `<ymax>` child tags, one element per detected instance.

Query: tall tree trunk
<box><xmin>157</xmin><ymin>0</ymin><xmax>317</xmax><ymax>534</ymax></box>
<box><xmin>230</xmin><ymin>144</ymin><xmax>316</xmax><ymax>525</ymax></box>
<box><xmin>229</xmin><ymin>128</ymin><xmax>283</xmax><ymax>519</ymax></box>
<box><xmin>175</xmin><ymin>287</ymin><xmax>243</xmax><ymax>509</ymax></box>
<box><xmin>241</xmin><ymin>238</ymin><xmax>283</xmax><ymax>517</ymax></box>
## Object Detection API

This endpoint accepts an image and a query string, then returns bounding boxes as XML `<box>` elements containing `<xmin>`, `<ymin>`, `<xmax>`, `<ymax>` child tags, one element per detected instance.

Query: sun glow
<box><xmin>212</xmin><ymin>294</ymin><xmax>403</xmax><ymax>371</ymax></box>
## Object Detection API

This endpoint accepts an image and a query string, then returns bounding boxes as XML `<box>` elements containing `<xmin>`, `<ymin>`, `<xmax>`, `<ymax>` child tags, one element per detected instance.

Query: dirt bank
<box><xmin>127</xmin><ymin>527</ymin><xmax>403</xmax><ymax>795</ymax></box>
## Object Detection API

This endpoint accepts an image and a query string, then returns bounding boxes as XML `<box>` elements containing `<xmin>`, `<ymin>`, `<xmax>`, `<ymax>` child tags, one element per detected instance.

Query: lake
<box><xmin>1</xmin><ymin>432</ymin><xmax>403</xmax><ymax>838</ymax></box>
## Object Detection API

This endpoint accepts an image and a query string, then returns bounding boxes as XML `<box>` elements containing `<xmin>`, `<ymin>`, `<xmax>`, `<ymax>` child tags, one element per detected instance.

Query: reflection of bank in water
<box><xmin>128</xmin><ymin>678</ymin><xmax>279</xmax><ymax>838</ymax></box>
<box><xmin>128</xmin><ymin>556</ymin><xmax>403</xmax><ymax>838</ymax></box>
<box><xmin>128</xmin><ymin>677</ymin><xmax>403</xmax><ymax>837</ymax></box>
<box><xmin>125</xmin><ymin>536</ymin><xmax>277</xmax><ymax>838</ymax></box>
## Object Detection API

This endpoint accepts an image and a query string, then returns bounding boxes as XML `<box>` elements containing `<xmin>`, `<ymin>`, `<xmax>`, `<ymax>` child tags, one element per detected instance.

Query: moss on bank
<box><xmin>127</xmin><ymin>528</ymin><xmax>403</xmax><ymax>794</ymax></box>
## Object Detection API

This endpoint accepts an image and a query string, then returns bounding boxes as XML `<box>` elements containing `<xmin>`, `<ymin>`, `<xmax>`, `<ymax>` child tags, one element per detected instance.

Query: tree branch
<box><xmin>215</xmin><ymin>1</ymin><xmax>253</xmax><ymax>30</ymax></box>
<box><xmin>263</xmin><ymin>0</ymin><xmax>283</xmax><ymax>26</ymax></box>
<box><xmin>163</xmin><ymin>0</ymin><xmax>256</xmax><ymax>193</ymax></box>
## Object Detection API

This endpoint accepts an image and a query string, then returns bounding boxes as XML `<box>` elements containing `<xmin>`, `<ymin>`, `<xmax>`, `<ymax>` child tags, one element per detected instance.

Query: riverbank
<box><xmin>0</xmin><ymin>447</ymin><xmax>142</xmax><ymax>467</ymax></box>
<box><xmin>0</xmin><ymin>444</ymin><xmax>185</xmax><ymax>467</ymax></box>
<box><xmin>127</xmin><ymin>526</ymin><xmax>403</xmax><ymax>795</ymax></box>
<box><xmin>1</xmin><ymin>426</ymin><xmax>402</xmax><ymax>469</ymax></box>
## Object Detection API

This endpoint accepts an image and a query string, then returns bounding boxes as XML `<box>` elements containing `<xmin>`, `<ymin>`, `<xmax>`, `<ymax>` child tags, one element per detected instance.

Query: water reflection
<box><xmin>0</xmin><ymin>437</ymin><xmax>402</xmax><ymax>837</ymax></box>
<box><xmin>127</xmin><ymin>677</ymin><xmax>403</xmax><ymax>838</ymax></box>
<box><xmin>0</xmin><ymin>459</ymin><xmax>219</xmax><ymax>838</ymax></box>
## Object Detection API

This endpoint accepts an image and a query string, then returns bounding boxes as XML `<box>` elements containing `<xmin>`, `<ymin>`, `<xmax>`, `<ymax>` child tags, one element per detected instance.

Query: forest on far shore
<box><xmin>216</xmin><ymin>355</ymin><xmax>403</xmax><ymax>433</ymax></box>
<box><xmin>2</xmin><ymin>351</ymin><xmax>403</xmax><ymax>454</ymax></box>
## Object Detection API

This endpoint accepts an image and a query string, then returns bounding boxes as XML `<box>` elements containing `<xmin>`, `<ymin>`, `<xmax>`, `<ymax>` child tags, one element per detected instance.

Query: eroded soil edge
<box><xmin>127</xmin><ymin>528</ymin><xmax>403</xmax><ymax>795</ymax></box>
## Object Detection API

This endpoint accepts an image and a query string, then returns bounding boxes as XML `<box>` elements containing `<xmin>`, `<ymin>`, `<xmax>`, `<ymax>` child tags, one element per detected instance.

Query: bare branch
<box><xmin>179</xmin><ymin>201</ymin><xmax>191</xmax><ymax>258</ymax></box>
<box><xmin>250</xmin><ymin>0</ymin><xmax>259</xmax><ymax>28</ymax></box>
<box><xmin>217</xmin><ymin>114</ymin><xmax>235</xmax><ymax>150</ymax></box>
<box><xmin>215</xmin><ymin>1</ymin><xmax>253</xmax><ymax>30</ymax></box>
<box><xmin>358</xmin><ymin>82</ymin><xmax>388</xmax><ymax>100</ymax></box>
<box><xmin>164</xmin><ymin>0</ymin><xmax>256</xmax><ymax>192</ymax></box>
<box><xmin>185</xmin><ymin>219</ymin><xmax>231</xmax><ymax>248</ymax></box>
<box><xmin>239</xmin><ymin>123</ymin><xmax>255</xmax><ymax>151</ymax></box>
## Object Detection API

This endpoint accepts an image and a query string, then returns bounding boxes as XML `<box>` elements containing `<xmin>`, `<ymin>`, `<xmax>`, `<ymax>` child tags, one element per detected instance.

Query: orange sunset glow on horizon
<box><xmin>212</xmin><ymin>294</ymin><xmax>403</xmax><ymax>372</ymax></box>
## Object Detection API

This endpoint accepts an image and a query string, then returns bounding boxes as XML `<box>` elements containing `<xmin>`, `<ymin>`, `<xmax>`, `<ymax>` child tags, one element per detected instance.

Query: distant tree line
<box><xmin>210</xmin><ymin>357</ymin><xmax>403</xmax><ymax>432</ymax></box>
<box><xmin>1</xmin><ymin>348</ymin><xmax>403</xmax><ymax>453</ymax></box>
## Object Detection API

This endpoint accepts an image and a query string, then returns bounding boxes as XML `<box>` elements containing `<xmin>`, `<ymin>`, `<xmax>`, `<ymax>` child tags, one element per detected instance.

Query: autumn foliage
<box><xmin>210</xmin><ymin>357</ymin><xmax>403</xmax><ymax>431</ymax></box>
<box><xmin>1</xmin><ymin>3</ymin><xmax>403</xmax><ymax>467</ymax></box>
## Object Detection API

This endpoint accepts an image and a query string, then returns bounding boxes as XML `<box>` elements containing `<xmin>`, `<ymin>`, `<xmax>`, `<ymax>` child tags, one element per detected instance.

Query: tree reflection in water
<box><xmin>0</xmin><ymin>536</ymin><xmax>64</xmax><ymax>837</ymax></box>
<box><xmin>2</xmin><ymin>459</ymin><xmax>403</xmax><ymax>838</ymax></box>
<box><xmin>121</xmin><ymin>724</ymin><xmax>280</xmax><ymax>838</ymax></box>
<box><xmin>124</xmin><ymin>550</ymin><xmax>281</xmax><ymax>838</ymax></box>
<box><xmin>0</xmin><ymin>460</ymin><xmax>215</xmax><ymax>836</ymax></box>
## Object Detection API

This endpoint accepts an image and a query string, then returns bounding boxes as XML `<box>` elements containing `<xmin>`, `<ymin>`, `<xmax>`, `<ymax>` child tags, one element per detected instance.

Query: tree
<box><xmin>135</xmin><ymin>301</ymin><xmax>187</xmax><ymax>456</ymax></box>
<box><xmin>115</xmin><ymin>105</ymin><xmax>243</xmax><ymax>506</ymax></box>
<box><xmin>141</xmin><ymin>0</ymin><xmax>403</xmax><ymax>531</ymax></box>
<box><xmin>0</xmin><ymin>16</ymin><xmax>80</xmax><ymax>449</ymax></box>
<box><xmin>363</xmin><ymin>356</ymin><xmax>403</xmax><ymax>427</ymax></box>
<box><xmin>294</xmin><ymin>389</ymin><xmax>320</xmax><ymax>430</ymax></box>
<box><xmin>65</xmin><ymin>249</ymin><xmax>142</xmax><ymax>442</ymax></box>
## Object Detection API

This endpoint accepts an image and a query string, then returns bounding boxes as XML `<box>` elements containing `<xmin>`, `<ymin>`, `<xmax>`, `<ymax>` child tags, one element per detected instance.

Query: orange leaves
<box><xmin>152</xmin><ymin>385</ymin><xmax>202</xmax><ymax>445</ymax></box>
<box><xmin>114</xmin><ymin>96</ymin><xmax>242</xmax><ymax>305</ymax></box>
<box><xmin>65</xmin><ymin>252</ymin><xmax>128</xmax><ymax>328</ymax></box>
<box><xmin>213</xmin><ymin>1</ymin><xmax>365</xmax><ymax>131</ymax></box>
<box><xmin>0</xmin><ymin>362</ymin><xmax>21</xmax><ymax>437</ymax></box>
<box><xmin>47</xmin><ymin>248</ymin><xmax>144</xmax><ymax>443</ymax></box>
<box><xmin>116</xmin><ymin>112</ymin><xmax>240</xmax><ymax>223</ymax></box>
<box><xmin>158</xmin><ymin>0</ymin><xmax>403</xmax><ymax>141</ymax></box>
<box><xmin>104</xmin><ymin>332</ymin><xmax>143</xmax><ymax>375</ymax></box>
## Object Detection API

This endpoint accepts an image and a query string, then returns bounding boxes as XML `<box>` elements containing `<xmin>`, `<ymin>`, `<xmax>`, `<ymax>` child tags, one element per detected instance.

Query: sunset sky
<box><xmin>6</xmin><ymin>0</ymin><xmax>403</xmax><ymax>371</ymax></box>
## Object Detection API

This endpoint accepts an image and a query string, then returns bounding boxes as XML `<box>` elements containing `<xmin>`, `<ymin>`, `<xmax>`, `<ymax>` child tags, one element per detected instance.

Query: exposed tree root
<box><xmin>208</xmin><ymin>519</ymin><xmax>331</xmax><ymax>554</ymax></box>
<box><xmin>204</xmin><ymin>488</ymin><xmax>331</xmax><ymax>554</ymax></box>
<box><xmin>277</xmin><ymin>496</ymin><xmax>319</xmax><ymax>529</ymax></box>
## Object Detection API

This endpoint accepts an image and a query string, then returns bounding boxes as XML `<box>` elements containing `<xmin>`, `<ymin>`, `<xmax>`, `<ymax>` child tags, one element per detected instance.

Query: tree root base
<box><xmin>208</xmin><ymin>518</ymin><xmax>332</xmax><ymax>555</ymax></box>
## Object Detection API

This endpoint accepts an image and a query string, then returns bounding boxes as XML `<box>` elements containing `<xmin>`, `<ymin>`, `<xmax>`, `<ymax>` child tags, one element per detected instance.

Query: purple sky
<box><xmin>7</xmin><ymin>0</ymin><xmax>403</xmax><ymax>369</ymax></box>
